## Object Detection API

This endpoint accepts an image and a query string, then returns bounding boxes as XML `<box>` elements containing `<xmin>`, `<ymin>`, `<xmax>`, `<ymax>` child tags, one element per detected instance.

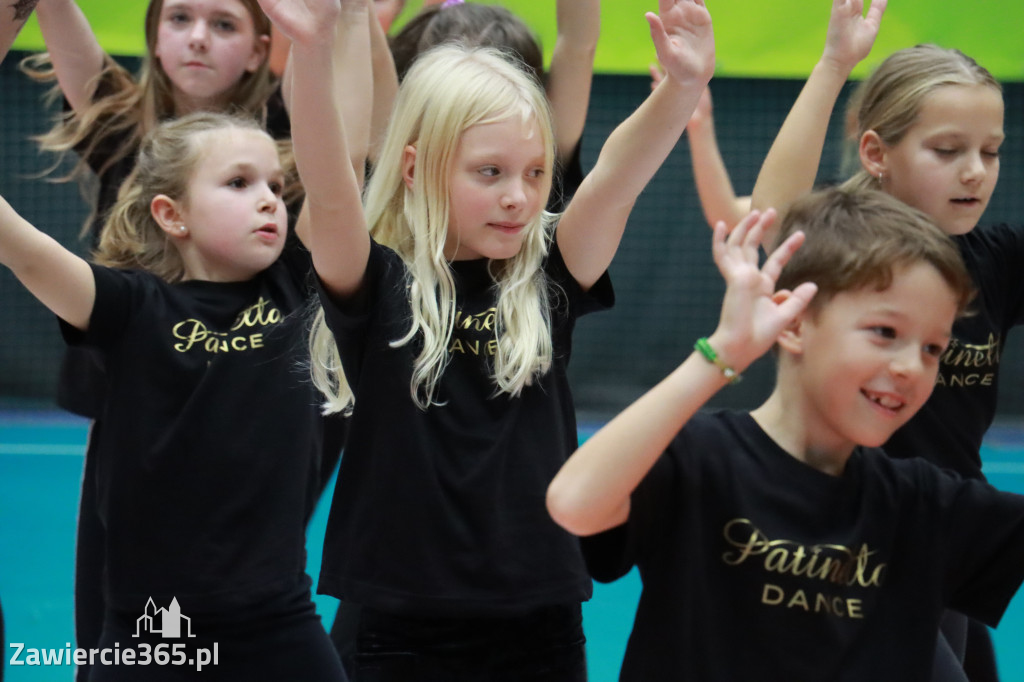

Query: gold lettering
<box><xmin>722</xmin><ymin>519</ymin><xmax>886</xmax><ymax>587</ymax></box>
<box><xmin>761</xmin><ymin>584</ymin><xmax>784</xmax><ymax>606</ymax></box>
<box><xmin>250</xmin><ymin>334</ymin><xmax>264</xmax><ymax>349</ymax></box>
<box><xmin>449</xmin><ymin>338</ymin><xmax>465</xmax><ymax>354</ymax></box>
<box><xmin>231</xmin><ymin>296</ymin><xmax>283</xmax><ymax>331</ymax></box>
<box><xmin>786</xmin><ymin>590</ymin><xmax>809</xmax><ymax>611</ymax></box>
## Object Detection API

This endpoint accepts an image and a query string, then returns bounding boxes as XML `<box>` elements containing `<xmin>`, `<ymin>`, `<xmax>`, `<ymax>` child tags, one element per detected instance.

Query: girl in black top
<box><xmin>266</xmin><ymin>0</ymin><xmax>715</xmax><ymax>678</ymax></box>
<box><xmin>0</xmin><ymin>111</ymin><xmax>347</xmax><ymax>681</ymax></box>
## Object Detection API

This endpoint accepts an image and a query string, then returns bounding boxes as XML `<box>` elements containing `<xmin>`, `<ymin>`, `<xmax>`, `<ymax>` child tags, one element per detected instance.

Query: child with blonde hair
<box><xmin>261</xmin><ymin>0</ymin><xmax>715</xmax><ymax>677</ymax></box>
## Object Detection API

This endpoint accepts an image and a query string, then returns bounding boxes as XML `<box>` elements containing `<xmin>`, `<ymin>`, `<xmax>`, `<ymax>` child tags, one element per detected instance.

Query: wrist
<box><xmin>695</xmin><ymin>336</ymin><xmax>743</xmax><ymax>385</ymax></box>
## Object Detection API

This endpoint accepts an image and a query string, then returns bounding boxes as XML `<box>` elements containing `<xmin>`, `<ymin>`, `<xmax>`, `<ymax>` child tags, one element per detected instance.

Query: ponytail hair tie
<box><xmin>441</xmin><ymin>0</ymin><xmax>465</xmax><ymax>7</ymax></box>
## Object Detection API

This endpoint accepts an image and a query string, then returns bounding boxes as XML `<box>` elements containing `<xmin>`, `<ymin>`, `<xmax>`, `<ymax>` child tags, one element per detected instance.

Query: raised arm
<box><xmin>367</xmin><ymin>3</ymin><xmax>397</xmax><ymax>164</ymax></box>
<box><xmin>1</xmin><ymin>0</ymin><xmax>36</xmax><ymax>63</ymax></box>
<box><xmin>32</xmin><ymin>0</ymin><xmax>107</xmax><ymax>112</ymax></box>
<box><xmin>556</xmin><ymin>0</ymin><xmax>713</xmax><ymax>290</ymax></box>
<box><xmin>547</xmin><ymin>211</ymin><xmax>816</xmax><ymax>536</ymax></box>
<box><xmin>545</xmin><ymin>0</ymin><xmax>599</xmax><ymax>162</ymax></box>
<box><xmin>749</xmin><ymin>0</ymin><xmax>885</xmax><ymax>245</ymax></box>
<box><xmin>0</xmin><ymin>195</ymin><xmax>95</xmax><ymax>330</ymax></box>
<box><xmin>260</xmin><ymin>0</ymin><xmax>370</xmax><ymax>297</ymax></box>
<box><xmin>686</xmin><ymin>87</ymin><xmax>751</xmax><ymax>229</ymax></box>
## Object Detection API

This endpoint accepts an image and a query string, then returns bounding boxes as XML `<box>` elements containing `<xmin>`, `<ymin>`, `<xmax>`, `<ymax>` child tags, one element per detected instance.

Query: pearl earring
<box><xmin>179</xmin><ymin>225</ymin><xmax>187</xmax><ymax>232</ymax></box>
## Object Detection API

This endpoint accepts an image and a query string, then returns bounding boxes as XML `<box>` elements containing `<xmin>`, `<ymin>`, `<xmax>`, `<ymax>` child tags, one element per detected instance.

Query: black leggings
<box><xmin>89</xmin><ymin>604</ymin><xmax>345</xmax><ymax>682</ymax></box>
<box><xmin>330</xmin><ymin>602</ymin><xmax>587</xmax><ymax>682</ymax></box>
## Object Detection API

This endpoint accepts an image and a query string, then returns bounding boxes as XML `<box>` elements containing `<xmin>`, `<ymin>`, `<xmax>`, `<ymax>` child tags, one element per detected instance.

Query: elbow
<box><xmin>546</xmin><ymin>476</ymin><xmax>601</xmax><ymax>537</ymax></box>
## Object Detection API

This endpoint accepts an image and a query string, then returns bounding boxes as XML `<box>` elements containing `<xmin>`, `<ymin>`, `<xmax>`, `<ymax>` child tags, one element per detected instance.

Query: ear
<box><xmin>247</xmin><ymin>33</ymin><xmax>271</xmax><ymax>73</ymax></box>
<box><xmin>859</xmin><ymin>130</ymin><xmax>888</xmax><ymax>179</ymax></box>
<box><xmin>401</xmin><ymin>144</ymin><xmax>417</xmax><ymax>190</ymax></box>
<box><xmin>151</xmin><ymin>194</ymin><xmax>187</xmax><ymax>239</ymax></box>
<box><xmin>773</xmin><ymin>290</ymin><xmax>809</xmax><ymax>356</ymax></box>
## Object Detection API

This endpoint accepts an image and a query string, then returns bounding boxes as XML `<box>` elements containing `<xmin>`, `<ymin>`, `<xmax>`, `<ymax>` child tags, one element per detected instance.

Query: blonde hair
<box><xmin>21</xmin><ymin>0</ymin><xmax>274</xmax><ymax>231</ymax></box>
<box><xmin>311</xmin><ymin>45</ymin><xmax>557</xmax><ymax>413</ymax></box>
<box><xmin>94</xmin><ymin>112</ymin><xmax>269</xmax><ymax>282</ymax></box>
<box><xmin>841</xmin><ymin>44</ymin><xmax>1001</xmax><ymax>192</ymax></box>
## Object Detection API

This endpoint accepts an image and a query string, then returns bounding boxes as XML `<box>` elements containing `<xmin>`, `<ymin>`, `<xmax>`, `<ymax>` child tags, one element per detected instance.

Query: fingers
<box><xmin>775</xmin><ymin>281</ymin><xmax>819</xmax><ymax>321</ymax></box>
<box><xmin>866</xmin><ymin>0</ymin><xmax>888</xmax><ymax>27</ymax></box>
<box><xmin>761</xmin><ymin>228</ymin><xmax>804</xmax><ymax>283</ymax></box>
<box><xmin>645</xmin><ymin>12</ymin><xmax>667</xmax><ymax>55</ymax></box>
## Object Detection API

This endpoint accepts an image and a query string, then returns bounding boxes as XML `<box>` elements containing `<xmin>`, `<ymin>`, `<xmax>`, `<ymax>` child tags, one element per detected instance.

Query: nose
<box><xmin>258</xmin><ymin>184</ymin><xmax>279</xmax><ymax>213</ymax></box>
<box><xmin>501</xmin><ymin>177</ymin><xmax>528</xmax><ymax>210</ymax></box>
<box><xmin>960</xmin><ymin>151</ymin><xmax>987</xmax><ymax>186</ymax></box>
<box><xmin>189</xmin><ymin>20</ymin><xmax>210</xmax><ymax>51</ymax></box>
<box><xmin>889</xmin><ymin>344</ymin><xmax>925</xmax><ymax>379</ymax></box>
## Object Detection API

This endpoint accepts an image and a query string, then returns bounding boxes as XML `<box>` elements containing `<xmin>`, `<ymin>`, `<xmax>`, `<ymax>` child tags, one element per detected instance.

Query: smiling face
<box><xmin>791</xmin><ymin>262</ymin><xmax>959</xmax><ymax>454</ymax></box>
<box><xmin>444</xmin><ymin>116</ymin><xmax>548</xmax><ymax>261</ymax></box>
<box><xmin>875</xmin><ymin>83</ymin><xmax>1004</xmax><ymax>236</ymax></box>
<box><xmin>153</xmin><ymin>0</ymin><xmax>268</xmax><ymax>112</ymax></box>
<box><xmin>172</xmin><ymin>128</ymin><xmax>286</xmax><ymax>281</ymax></box>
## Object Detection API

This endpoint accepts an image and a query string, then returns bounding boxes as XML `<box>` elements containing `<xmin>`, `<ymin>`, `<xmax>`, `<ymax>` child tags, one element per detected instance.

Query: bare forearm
<box><xmin>688</xmin><ymin>117</ymin><xmax>748</xmax><ymax>228</ymax></box>
<box><xmin>367</xmin><ymin>4</ymin><xmax>396</xmax><ymax>164</ymax></box>
<box><xmin>547</xmin><ymin>0</ymin><xmax>599</xmax><ymax>159</ymax></box>
<box><xmin>334</xmin><ymin>1</ymin><xmax>373</xmax><ymax>183</ymax></box>
<box><xmin>1</xmin><ymin>0</ymin><xmax>38</xmax><ymax>62</ymax></box>
<box><xmin>34</xmin><ymin>0</ymin><xmax>105</xmax><ymax>111</ymax></box>
<box><xmin>548</xmin><ymin>351</ymin><xmax>730</xmax><ymax>536</ymax></box>
<box><xmin>749</xmin><ymin>58</ymin><xmax>852</xmax><ymax>238</ymax></box>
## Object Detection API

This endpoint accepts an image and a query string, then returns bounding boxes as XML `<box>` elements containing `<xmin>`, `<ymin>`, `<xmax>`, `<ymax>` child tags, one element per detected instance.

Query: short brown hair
<box><xmin>775</xmin><ymin>188</ymin><xmax>974</xmax><ymax>316</ymax></box>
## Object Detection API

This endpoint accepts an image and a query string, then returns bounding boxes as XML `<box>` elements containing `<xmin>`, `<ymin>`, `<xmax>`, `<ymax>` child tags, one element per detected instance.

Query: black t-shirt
<box><xmin>883</xmin><ymin>223</ymin><xmax>1024</xmax><ymax>479</ymax></box>
<box><xmin>316</xmin><ymin>239</ymin><xmax>613</xmax><ymax>616</ymax></box>
<box><xmin>61</xmin><ymin>241</ymin><xmax>324</xmax><ymax>616</ymax></box>
<box><xmin>583</xmin><ymin>410</ymin><xmax>1024</xmax><ymax>682</ymax></box>
<box><xmin>58</xmin><ymin>79</ymin><xmax>293</xmax><ymax>418</ymax></box>
<box><xmin>546</xmin><ymin>141</ymin><xmax>585</xmax><ymax>214</ymax></box>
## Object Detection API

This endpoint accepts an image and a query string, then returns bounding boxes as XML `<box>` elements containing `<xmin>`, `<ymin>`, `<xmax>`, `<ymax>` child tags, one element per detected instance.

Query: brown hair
<box><xmin>389</xmin><ymin>3</ymin><xmax>543</xmax><ymax>84</ymax></box>
<box><xmin>20</xmin><ymin>0</ymin><xmax>275</xmax><ymax>230</ymax></box>
<box><xmin>775</xmin><ymin>187</ymin><xmax>974</xmax><ymax>316</ymax></box>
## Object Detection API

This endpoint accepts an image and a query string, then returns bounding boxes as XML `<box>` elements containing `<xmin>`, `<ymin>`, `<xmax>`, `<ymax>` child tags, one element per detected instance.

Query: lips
<box><xmin>255</xmin><ymin>224</ymin><xmax>280</xmax><ymax>242</ymax></box>
<box><xmin>488</xmin><ymin>222</ymin><xmax>525</xmax><ymax>234</ymax></box>
<box><xmin>861</xmin><ymin>388</ymin><xmax>905</xmax><ymax>414</ymax></box>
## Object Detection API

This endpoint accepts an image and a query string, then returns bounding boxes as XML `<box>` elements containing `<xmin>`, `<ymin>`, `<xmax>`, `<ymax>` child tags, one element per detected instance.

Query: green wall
<box><xmin>13</xmin><ymin>0</ymin><xmax>1024</xmax><ymax>80</ymax></box>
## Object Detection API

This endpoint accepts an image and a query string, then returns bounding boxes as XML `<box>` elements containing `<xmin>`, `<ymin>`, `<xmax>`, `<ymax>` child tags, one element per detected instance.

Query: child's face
<box><xmin>176</xmin><ymin>129</ymin><xmax>286</xmax><ymax>281</ymax></box>
<box><xmin>445</xmin><ymin>116</ymin><xmax>547</xmax><ymax>261</ymax></box>
<box><xmin>791</xmin><ymin>262</ymin><xmax>958</xmax><ymax>453</ymax></box>
<box><xmin>154</xmin><ymin>0</ymin><xmax>268</xmax><ymax>112</ymax></box>
<box><xmin>878</xmin><ymin>84</ymin><xmax>1004</xmax><ymax>236</ymax></box>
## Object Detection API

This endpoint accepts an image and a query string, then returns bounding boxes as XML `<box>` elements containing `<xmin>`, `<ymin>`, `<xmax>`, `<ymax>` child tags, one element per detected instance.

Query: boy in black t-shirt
<box><xmin>547</xmin><ymin>187</ymin><xmax>1024</xmax><ymax>681</ymax></box>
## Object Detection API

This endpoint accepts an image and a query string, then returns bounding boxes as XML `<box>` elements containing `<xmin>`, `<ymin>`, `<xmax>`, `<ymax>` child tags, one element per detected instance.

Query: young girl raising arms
<box><xmin>261</xmin><ymin>0</ymin><xmax>714</xmax><ymax>677</ymax></box>
<box><xmin>0</xmin><ymin>112</ymin><xmax>348</xmax><ymax>680</ymax></box>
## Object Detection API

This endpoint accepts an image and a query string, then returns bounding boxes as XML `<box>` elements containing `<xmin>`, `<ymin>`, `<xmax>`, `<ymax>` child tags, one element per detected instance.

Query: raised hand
<box><xmin>822</xmin><ymin>0</ymin><xmax>887</xmax><ymax>72</ymax></box>
<box><xmin>645</xmin><ymin>0</ymin><xmax>714</xmax><ymax>88</ymax></box>
<box><xmin>686</xmin><ymin>86</ymin><xmax>713</xmax><ymax>130</ymax></box>
<box><xmin>256</xmin><ymin>0</ymin><xmax>341</xmax><ymax>46</ymax></box>
<box><xmin>708</xmin><ymin>210</ymin><xmax>817</xmax><ymax>372</ymax></box>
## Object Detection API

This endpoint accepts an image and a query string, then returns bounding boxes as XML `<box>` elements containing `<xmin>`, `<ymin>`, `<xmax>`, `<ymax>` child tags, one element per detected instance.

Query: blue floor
<box><xmin>1</xmin><ymin>411</ymin><xmax>1023</xmax><ymax>681</ymax></box>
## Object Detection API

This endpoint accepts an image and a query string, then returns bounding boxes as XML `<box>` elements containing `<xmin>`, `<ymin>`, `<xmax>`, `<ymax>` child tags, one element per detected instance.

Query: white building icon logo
<box><xmin>133</xmin><ymin>597</ymin><xmax>196</xmax><ymax>638</ymax></box>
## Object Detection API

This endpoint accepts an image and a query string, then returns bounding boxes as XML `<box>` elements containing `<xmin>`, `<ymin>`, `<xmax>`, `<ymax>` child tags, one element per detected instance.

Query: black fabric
<box><xmin>60</xmin><ymin>242</ymin><xmax>326</xmax><ymax>617</ymax></box>
<box><xmin>546</xmin><ymin>141</ymin><xmax>585</xmax><ymax>214</ymax></box>
<box><xmin>316</xmin><ymin>239</ymin><xmax>612</xmax><ymax>617</ymax></box>
<box><xmin>883</xmin><ymin>223</ymin><xmax>1024</xmax><ymax>480</ymax></box>
<box><xmin>74</xmin><ymin>423</ymin><xmax>106</xmax><ymax>682</ymax></box>
<box><xmin>91</xmin><ymin>591</ymin><xmax>344</xmax><ymax>682</ymax></box>
<box><xmin>57</xmin><ymin>76</ymin><xmax>293</xmax><ymax>418</ymax></box>
<box><xmin>331</xmin><ymin>602</ymin><xmax>586</xmax><ymax>681</ymax></box>
<box><xmin>582</xmin><ymin>410</ymin><xmax>1024</xmax><ymax>682</ymax></box>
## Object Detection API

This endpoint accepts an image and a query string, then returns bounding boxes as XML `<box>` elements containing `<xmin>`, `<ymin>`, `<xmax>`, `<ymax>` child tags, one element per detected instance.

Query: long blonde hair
<box><xmin>20</xmin><ymin>0</ymin><xmax>274</xmax><ymax>229</ymax></box>
<box><xmin>311</xmin><ymin>45</ymin><xmax>557</xmax><ymax>413</ymax></box>
<box><xmin>842</xmin><ymin>44</ymin><xmax>1001</xmax><ymax>192</ymax></box>
<box><xmin>94</xmin><ymin>112</ymin><xmax>269</xmax><ymax>282</ymax></box>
